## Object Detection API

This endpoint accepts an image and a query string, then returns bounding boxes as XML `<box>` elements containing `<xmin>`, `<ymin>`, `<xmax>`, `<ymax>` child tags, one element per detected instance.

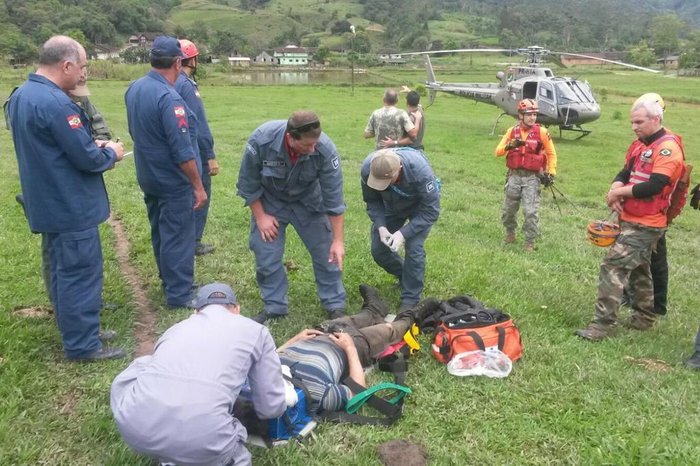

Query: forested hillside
<box><xmin>1</xmin><ymin>0</ymin><xmax>699</xmax><ymax>66</ymax></box>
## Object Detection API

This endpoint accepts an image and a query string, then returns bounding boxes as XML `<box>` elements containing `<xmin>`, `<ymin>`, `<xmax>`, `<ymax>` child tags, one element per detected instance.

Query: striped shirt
<box><xmin>279</xmin><ymin>336</ymin><xmax>352</xmax><ymax>413</ymax></box>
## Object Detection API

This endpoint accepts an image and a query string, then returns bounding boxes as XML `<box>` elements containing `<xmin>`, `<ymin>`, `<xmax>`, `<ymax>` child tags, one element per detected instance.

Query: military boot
<box><xmin>623</xmin><ymin>314</ymin><xmax>657</xmax><ymax>331</ymax></box>
<box><xmin>575</xmin><ymin>323</ymin><xmax>614</xmax><ymax>341</ymax></box>
<box><xmin>504</xmin><ymin>232</ymin><xmax>516</xmax><ymax>244</ymax></box>
<box><xmin>359</xmin><ymin>284</ymin><xmax>389</xmax><ymax>318</ymax></box>
<box><xmin>395</xmin><ymin>298</ymin><xmax>441</xmax><ymax>327</ymax></box>
<box><xmin>524</xmin><ymin>241</ymin><xmax>535</xmax><ymax>252</ymax></box>
<box><xmin>684</xmin><ymin>352</ymin><xmax>700</xmax><ymax>370</ymax></box>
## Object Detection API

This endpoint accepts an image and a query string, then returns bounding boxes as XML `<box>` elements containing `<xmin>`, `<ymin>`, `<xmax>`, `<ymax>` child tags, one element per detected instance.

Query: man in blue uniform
<box><xmin>176</xmin><ymin>39</ymin><xmax>219</xmax><ymax>257</ymax></box>
<box><xmin>111</xmin><ymin>283</ymin><xmax>287</xmax><ymax>465</ymax></box>
<box><xmin>7</xmin><ymin>35</ymin><xmax>126</xmax><ymax>361</ymax></box>
<box><xmin>125</xmin><ymin>36</ymin><xmax>207</xmax><ymax>309</ymax></box>
<box><xmin>361</xmin><ymin>148</ymin><xmax>440</xmax><ymax>311</ymax></box>
<box><xmin>237</xmin><ymin>111</ymin><xmax>346</xmax><ymax>323</ymax></box>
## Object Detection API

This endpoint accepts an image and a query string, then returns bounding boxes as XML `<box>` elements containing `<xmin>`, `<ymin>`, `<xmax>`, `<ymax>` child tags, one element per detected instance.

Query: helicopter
<box><xmin>405</xmin><ymin>46</ymin><xmax>659</xmax><ymax>138</ymax></box>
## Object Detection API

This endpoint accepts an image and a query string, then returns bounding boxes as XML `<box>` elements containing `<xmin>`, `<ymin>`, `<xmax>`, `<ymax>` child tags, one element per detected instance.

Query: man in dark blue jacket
<box><xmin>7</xmin><ymin>35</ymin><xmax>126</xmax><ymax>361</ymax></box>
<box><xmin>361</xmin><ymin>148</ymin><xmax>440</xmax><ymax>311</ymax></box>
<box><xmin>176</xmin><ymin>39</ymin><xmax>219</xmax><ymax>257</ymax></box>
<box><xmin>126</xmin><ymin>36</ymin><xmax>207</xmax><ymax>309</ymax></box>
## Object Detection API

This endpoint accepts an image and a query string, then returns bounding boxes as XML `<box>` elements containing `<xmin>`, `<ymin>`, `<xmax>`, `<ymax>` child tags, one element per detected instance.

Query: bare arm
<box><xmin>328</xmin><ymin>214</ymin><xmax>345</xmax><ymax>270</ymax></box>
<box><xmin>329</xmin><ymin>332</ymin><xmax>365</xmax><ymax>390</ymax></box>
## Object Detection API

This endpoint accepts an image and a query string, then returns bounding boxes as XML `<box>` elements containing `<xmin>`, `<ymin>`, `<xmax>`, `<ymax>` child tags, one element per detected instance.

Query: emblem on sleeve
<box><xmin>426</xmin><ymin>181</ymin><xmax>435</xmax><ymax>192</ymax></box>
<box><xmin>246</xmin><ymin>143</ymin><xmax>257</xmax><ymax>157</ymax></box>
<box><xmin>174</xmin><ymin>105</ymin><xmax>188</xmax><ymax>129</ymax></box>
<box><xmin>67</xmin><ymin>114</ymin><xmax>83</xmax><ymax>129</ymax></box>
<box><xmin>659</xmin><ymin>148</ymin><xmax>672</xmax><ymax>157</ymax></box>
<box><xmin>332</xmin><ymin>157</ymin><xmax>339</xmax><ymax>169</ymax></box>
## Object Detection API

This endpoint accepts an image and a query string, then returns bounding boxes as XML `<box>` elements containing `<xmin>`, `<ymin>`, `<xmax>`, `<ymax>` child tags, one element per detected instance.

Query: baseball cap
<box><xmin>368</xmin><ymin>149</ymin><xmax>401</xmax><ymax>190</ymax></box>
<box><xmin>192</xmin><ymin>283</ymin><xmax>238</xmax><ymax>309</ymax></box>
<box><xmin>151</xmin><ymin>36</ymin><xmax>186</xmax><ymax>59</ymax></box>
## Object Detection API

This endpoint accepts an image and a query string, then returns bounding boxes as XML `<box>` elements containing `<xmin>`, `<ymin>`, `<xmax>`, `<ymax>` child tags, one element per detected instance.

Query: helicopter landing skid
<box><xmin>558</xmin><ymin>125</ymin><xmax>592</xmax><ymax>140</ymax></box>
<box><xmin>490</xmin><ymin>112</ymin><xmax>510</xmax><ymax>136</ymax></box>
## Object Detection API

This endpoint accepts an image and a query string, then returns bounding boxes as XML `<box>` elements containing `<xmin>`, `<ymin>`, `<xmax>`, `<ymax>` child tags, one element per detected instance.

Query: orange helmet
<box><xmin>178</xmin><ymin>39</ymin><xmax>199</xmax><ymax>59</ymax></box>
<box><xmin>517</xmin><ymin>99</ymin><xmax>539</xmax><ymax>114</ymax></box>
<box><xmin>587</xmin><ymin>221</ymin><xmax>620</xmax><ymax>247</ymax></box>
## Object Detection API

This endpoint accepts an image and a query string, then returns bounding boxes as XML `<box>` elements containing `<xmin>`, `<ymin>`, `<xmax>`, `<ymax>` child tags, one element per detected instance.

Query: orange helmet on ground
<box><xmin>178</xmin><ymin>39</ymin><xmax>199</xmax><ymax>59</ymax></box>
<box><xmin>517</xmin><ymin>98</ymin><xmax>539</xmax><ymax>114</ymax></box>
<box><xmin>587</xmin><ymin>221</ymin><xmax>620</xmax><ymax>247</ymax></box>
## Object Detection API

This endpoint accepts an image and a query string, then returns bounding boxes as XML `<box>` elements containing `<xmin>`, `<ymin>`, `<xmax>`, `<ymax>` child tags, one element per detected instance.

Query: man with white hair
<box><xmin>576</xmin><ymin>94</ymin><xmax>685</xmax><ymax>341</ymax></box>
<box><xmin>111</xmin><ymin>283</ymin><xmax>287</xmax><ymax>465</ymax></box>
<box><xmin>6</xmin><ymin>35</ymin><xmax>125</xmax><ymax>361</ymax></box>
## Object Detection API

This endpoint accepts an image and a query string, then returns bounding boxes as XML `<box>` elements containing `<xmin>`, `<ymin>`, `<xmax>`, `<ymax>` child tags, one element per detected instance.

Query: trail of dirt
<box><xmin>109</xmin><ymin>214</ymin><xmax>157</xmax><ymax>357</ymax></box>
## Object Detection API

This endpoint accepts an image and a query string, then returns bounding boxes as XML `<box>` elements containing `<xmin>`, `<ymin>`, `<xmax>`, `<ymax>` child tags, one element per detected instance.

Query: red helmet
<box><xmin>178</xmin><ymin>39</ymin><xmax>199</xmax><ymax>59</ymax></box>
<box><xmin>517</xmin><ymin>98</ymin><xmax>539</xmax><ymax>114</ymax></box>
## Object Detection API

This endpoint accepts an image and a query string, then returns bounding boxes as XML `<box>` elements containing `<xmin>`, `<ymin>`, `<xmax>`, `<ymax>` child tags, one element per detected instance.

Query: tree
<box><xmin>330</xmin><ymin>20</ymin><xmax>352</xmax><ymax>35</ymax></box>
<box><xmin>313</xmin><ymin>45</ymin><xmax>330</xmax><ymax>63</ymax></box>
<box><xmin>651</xmin><ymin>14</ymin><xmax>685</xmax><ymax>58</ymax></box>
<box><xmin>120</xmin><ymin>46</ymin><xmax>150</xmax><ymax>64</ymax></box>
<box><xmin>629</xmin><ymin>40</ymin><xmax>656</xmax><ymax>67</ymax></box>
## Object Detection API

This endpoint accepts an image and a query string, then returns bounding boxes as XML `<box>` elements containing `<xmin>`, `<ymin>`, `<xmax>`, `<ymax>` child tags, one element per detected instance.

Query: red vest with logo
<box><xmin>623</xmin><ymin>132</ymin><xmax>684</xmax><ymax>217</ymax></box>
<box><xmin>505</xmin><ymin>124</ymin><xmax>545</xmax><ymax>172</ymax></box>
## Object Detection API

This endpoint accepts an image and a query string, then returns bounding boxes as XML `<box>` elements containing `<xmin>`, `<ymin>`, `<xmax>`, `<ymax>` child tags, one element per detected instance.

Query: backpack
<box><xmin>429</xmin><ymin>296</ymin><xmax>523</xmax><ymax>364</ymax></box>
<box><xmin>667</xmin><ymin>163</ymin><xmax>693</xmax><ymax>224</ymax></box>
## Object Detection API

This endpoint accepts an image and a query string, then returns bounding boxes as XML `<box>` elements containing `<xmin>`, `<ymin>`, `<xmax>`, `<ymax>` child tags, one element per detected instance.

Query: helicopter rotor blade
<box><xmin>552</xmin><ymin>51</ymin><xmax>660</xmax><ymax>73</ymax></box>
<box><xmin>402</xmin><ymin>48</ymin><xmax>513</xmax><ymax>56</ymax></box>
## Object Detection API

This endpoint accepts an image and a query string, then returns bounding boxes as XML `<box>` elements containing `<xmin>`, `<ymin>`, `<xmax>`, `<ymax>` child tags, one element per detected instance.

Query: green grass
<box><xmin>1</xmin><ymin>68</ymin><xmax>700</xmax><ymax>465</ymax></box>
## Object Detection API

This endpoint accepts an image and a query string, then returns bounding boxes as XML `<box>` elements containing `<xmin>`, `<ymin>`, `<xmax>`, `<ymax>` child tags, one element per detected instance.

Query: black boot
<box><xmin>358</xmin><ymin>284</ymin><xmax>389</xmax><ymax>317</ymax></box>
<box><xmin>395</xmin><ymin>298</ymin><xmax>441</xmax><ymax>327</ymax></box>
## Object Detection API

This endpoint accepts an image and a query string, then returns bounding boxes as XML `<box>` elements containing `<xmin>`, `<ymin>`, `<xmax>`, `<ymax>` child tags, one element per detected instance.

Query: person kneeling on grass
<box><xmin>276</xmin><ymin>284</ymin><xmax>439</xmax><ymax>413</ymax></box>
<box><xmin>110</xmin><ymin>283</ymin><xmax>287</xmax><ymax>466</ymax></box>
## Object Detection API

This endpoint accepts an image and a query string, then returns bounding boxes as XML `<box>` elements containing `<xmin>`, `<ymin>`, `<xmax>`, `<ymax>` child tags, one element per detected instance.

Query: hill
<box><xmin>0</xmin><ymin>0</ymin><xmax>699</xmax><ymax>63</ymax></box>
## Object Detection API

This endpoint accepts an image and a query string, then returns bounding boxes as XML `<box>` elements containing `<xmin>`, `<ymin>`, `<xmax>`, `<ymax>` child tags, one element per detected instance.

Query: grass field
<box><xmin>1</xmin><ymin>66</ymin><xmax>699</xmax><ymax>465</ymax></box>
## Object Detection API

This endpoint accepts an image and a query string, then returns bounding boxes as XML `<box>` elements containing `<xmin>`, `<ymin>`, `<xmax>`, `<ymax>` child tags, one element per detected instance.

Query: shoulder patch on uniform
<box><xmin>67</xmin><ymin>114</ymin><xmax>82</xmax><ymax>129</ymax></box>
<box><xmin>174</xmin><ymin>106</ymin><xmax>186</xmax><ymax>118</ymax></box>
<box><xmin>246</xmin><ymin>142</ymin><xmax>257</xmax><ymax>157</ymax></box>
<box><xmin>332</xmin><ymin>156</ymin><xmax>339</xmax><ymax>169</ymax></box>
<box><xmin>659</xmin><ymin>148</ymin><xmax>672</xmax><ymax>156</ymax></box>
<box><xmin>174</xmin><ymin>105</ymin><xmax>188</xmax><ymax>130</ymax></box>
<box><xmin>426</xmin><ymin>180</ymin><xmax>435</xmax><ymax>193</ymax></box>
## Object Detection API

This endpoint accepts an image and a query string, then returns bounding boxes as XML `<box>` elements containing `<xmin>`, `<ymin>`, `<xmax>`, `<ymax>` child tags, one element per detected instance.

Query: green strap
<box><xmin>345</xmin><ymin>382</ymin><xmax>412</xmax><ymax>414</ymax></box>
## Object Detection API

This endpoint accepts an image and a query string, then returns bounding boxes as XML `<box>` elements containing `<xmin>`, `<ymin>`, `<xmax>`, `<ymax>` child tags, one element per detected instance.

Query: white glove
<box><xmin>386</xmin><ymin>230</ymin><xmax>404</xmax><ymax>252</ymax></box>
<box><xmin>378</xmin><ymin>226</ymin><xmax>392</xmax><ymax>247</ymax></box>
<box><xmin>281</xmin><ymin>365</ymin><xmax>298</xmax><ymax>407</ymax></box>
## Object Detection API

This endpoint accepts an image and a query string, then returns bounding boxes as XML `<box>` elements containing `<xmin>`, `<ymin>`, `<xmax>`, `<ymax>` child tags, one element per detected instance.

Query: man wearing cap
<box><xmin>125</xmin><ymin>35</ymin><xmax>207</xmax><ymax>309</ymax></box>
<box><xmin>237</xmin><ymin>111</ymin><xmax>346</xmax><ymax>324</ymax></box>
<box><xmin>6</xmin><ymin>35</ymin><xmax>126</xmax><ymax>361</ymax></box>
<box><xmin>111</xmin><ymin>283</ymin><xmax>286</xmax><ymax>465</ymax></box>
<box><xmin>176</xmin><ymin>39</ymin><xmax>219</xmax><ymax>257</ymax></box>
<box><xmin>360</xmin><ymin>148</ymin><xmax>440</xmax><ymax>312</ymax></box>
<box><xmin>364</xmin><ymin>88</ymin><xmax>417</xmax><ymax>150</ymax></box>
<box><xmin>576</xmin><ymin>94</ymin><xmax>684</xmax><ymax>341</ymax></box>
<box><xmin>495</xmin><ymin>98</ymin><xmax>557</xmax><ymax>252</ymax></box>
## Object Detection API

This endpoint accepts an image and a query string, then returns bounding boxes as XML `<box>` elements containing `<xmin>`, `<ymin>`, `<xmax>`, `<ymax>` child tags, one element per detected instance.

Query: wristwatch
<box><xmin>393</xmin><ymin>139</ymin><xmax>398</xmax><ymax>146</ymax></box>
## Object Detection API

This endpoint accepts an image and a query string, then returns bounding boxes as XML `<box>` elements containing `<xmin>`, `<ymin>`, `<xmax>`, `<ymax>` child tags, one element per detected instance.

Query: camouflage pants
<box><xmin>501</xmin><ymin>170</ymin><xmax>541</xmax><ymax>242</ymax></box>
<box><xmin>592</xmin><ymin>222</ymin><xmax>665</xmax><ymax>327</ymax></box>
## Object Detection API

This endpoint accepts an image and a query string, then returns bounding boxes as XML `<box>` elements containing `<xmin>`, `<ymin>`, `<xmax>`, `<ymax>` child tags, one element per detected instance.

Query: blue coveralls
<box><xmin>7</xmin><ymin>73</ymin><xmax>118</xmax><ymax>359</ymax></box>
<box><xmin>175</xmin><ymin>72</ymin><xmax>216</xmax><ymax>246</ymax></box>
<box><xmin>360</xmin><ymin>148</ymin><xmax>441</xmax><ymax>306</ymax></box>
<box><xmin>126</xmin><ymin>70</ymin><xmax>201</xmax><ymax>307</ymax></box>
<box><xmin>236</xmin><ymin>120</ymin><xmax>346</xmax><ymax>316</ymax></box>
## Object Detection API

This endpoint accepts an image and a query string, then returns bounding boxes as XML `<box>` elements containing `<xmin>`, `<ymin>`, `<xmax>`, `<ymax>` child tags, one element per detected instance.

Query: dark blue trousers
<box><xmin>194</xmin><ymin>159</ymin><xmax>211</xmax><ymax>243</ymax></box>
<box><xmin>145</xmin><ymin>193</ymin><xmax>195</xmax><ymax>307</ymax></box>
<box><xmin>370</xmin><ymin>218</ymin><xmax>431</xmax><ymax>307</ymax></box>
<box><xmin>45</xmin><ymin>228</ymin><xmax>103</xmax><ymax>359</ymax></box>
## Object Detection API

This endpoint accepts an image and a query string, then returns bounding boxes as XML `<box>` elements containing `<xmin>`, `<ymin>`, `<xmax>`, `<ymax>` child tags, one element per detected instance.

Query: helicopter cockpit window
<box><xmin>555</xmin><ymin>81</ymin><xmax>595</xmax><ymax>103</ymax></box>
<box><xmin>539</xmin><ymin>83</ymin><xmax>554</xmax><ymax>101</ymax></box>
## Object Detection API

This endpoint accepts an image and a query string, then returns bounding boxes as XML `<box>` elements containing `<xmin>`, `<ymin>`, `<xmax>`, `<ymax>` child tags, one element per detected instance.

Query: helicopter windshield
<box><xmin>555</xmin><ymin>81</ymin><xmax>595</xmax><ymax>104</ymax></box>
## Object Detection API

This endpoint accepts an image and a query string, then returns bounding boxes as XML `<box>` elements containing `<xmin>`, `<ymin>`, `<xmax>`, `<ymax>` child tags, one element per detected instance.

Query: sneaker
<box><xmin>684</xmin><ymin>351</ymin><xmax>700</xmax><ymax>370</ymax></box>
<box><xmin>251</xmin><ymin>311</ymin><xmax>286</xmax><ymax>324</ymax></box>
<box><xmin>70</xmin><ymin>346</ymin><xmax>126</xmax><ymax>362</ymax></box>
<box><xmin>98</xmin><ymin>329</ymin><xmax>117</xmax><ymax>342</ymax></box>
<box><xmin>327</xmin><ymin>309</ymin><xmax>346</xmax><ymax>320</ymax></box>
<box><xmin>195</xmin><ymin>243</ymin><xmax>216</xmax><ymax>256</ymax></box>
<box><xmin>504</xmin><ymin>233</ymin><xmax>516</xmax><ymax>244</ymax></box>
<box><xmin>575</xmin><ymin>324</ymin><xmax>613</xmax><ymax>341</ymax></box>
<box><xmin>524</xmin><ymin>241</ymin><xmax>535</xmax><ymax>252</ymax></box>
